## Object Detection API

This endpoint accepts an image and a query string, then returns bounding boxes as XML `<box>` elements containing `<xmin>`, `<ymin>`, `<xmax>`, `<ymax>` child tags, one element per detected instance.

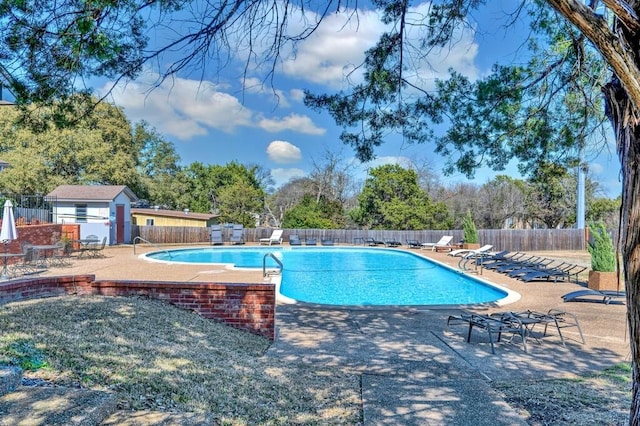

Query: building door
<box><xmin>116</xmin><ymin>205</ymin><xmax>125</xmax><ymax>244</ymax></box>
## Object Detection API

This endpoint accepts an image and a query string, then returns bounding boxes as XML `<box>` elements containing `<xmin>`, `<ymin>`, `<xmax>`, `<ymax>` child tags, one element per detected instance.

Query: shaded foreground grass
<box><xmin>0</xmin><ymin>296</ymin><xmax>633</xmax><ymax>425</ymax></box>
<box><xmin>0</xmin><ymin>296</ymin><xmax>361</xmax><ymax>425</ymax></box>
<box><xmin>493</xmin><ymin>363</ymin><xmax>632</xmax><ymax>425</ymax></box>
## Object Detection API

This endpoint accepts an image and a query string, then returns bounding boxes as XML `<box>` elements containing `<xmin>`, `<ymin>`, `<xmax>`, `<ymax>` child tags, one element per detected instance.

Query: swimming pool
<box><xmin>144</xmin><ymin>247</ymin><xmax>514</xmax><ymax>306</ymax></box>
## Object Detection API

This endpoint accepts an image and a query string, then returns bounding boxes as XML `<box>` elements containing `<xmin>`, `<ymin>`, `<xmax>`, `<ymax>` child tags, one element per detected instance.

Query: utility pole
<box><xmin>576</xmin><ymin>158</ymin><xmax>587</xmax><ymax>229</ymax></box>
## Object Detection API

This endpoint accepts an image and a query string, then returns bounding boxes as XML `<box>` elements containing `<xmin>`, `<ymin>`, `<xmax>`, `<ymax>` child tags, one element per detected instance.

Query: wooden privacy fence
<box><xmin>132</xmin><ymin>225</ymin><xmax>587</xmax><ymax>251</ymax></box>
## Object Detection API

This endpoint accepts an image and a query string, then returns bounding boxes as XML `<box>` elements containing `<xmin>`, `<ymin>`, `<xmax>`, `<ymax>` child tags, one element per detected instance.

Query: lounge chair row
<box><xmin>360</xmin><ymin>235</ymin><xmax>458</xmax><ymax>250</ymax></box>
<box><xmin>362</xmin><ymin>237</ymin><xmax>402</xmax><ymax>247</ymax></box>
<box><xmin>210</xmin><ymin>224</ymin><xmax>245</xmax><ymax>245</ymax></box>
<box><xmin>447</xmin><ymin>309</ymin><xmax>584</xmax><ymax>354</ymax></box>
<box><xmin>289</xmin><ymin>235</ymin><xmax>336</xmax><ymax>246</ymax></box>
<box><xmin>406</xmin><ymin>235</ymin><xmax>456</xmax><ymax>251</ymax></box>
<box><xmin>472</xmin><ymin>250</ymin><xmax>587</xmax><ymax>284</ymax></box>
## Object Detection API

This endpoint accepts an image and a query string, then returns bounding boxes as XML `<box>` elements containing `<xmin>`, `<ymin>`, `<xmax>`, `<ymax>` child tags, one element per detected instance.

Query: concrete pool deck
<box><xmin>36</xmin><ymin>244</ymin><xmax>630</xmax><ymax>424</ymax></box>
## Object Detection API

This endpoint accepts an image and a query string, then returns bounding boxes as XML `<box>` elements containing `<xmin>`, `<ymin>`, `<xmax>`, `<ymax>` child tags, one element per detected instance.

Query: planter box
<box><xmin>463</xmin><ymin>243</ymin><xmax>481</xmax><ymax>250</ymax></box>
<box><xmin>588</xmin><ymin>270</ymin><xmax>620</xmax><ymax>291</ymax></box>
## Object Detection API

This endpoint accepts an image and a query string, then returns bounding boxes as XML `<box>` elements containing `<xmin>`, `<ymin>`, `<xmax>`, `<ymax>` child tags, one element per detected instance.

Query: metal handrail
<box><xmin>263</xmin><ymin>252</ymin><xmax>283</xmax><ymax>277</ymax></box>
<box><xmin>133</xmin><ymin>236</ymin><xmax>173</xmax><ymax>259</ymax></box>
<box><xmin>458</xmin><ymin>253</ymin><xmax>485</xmax><ymax>274</ymax></box>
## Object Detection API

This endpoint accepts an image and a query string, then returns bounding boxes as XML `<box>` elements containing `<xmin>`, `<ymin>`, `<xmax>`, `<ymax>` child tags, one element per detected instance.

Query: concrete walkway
<box><xmin>18</xmin><ymin>245</ymin><xmax>631</xmax><ymax>424</ymax></box>
<box><xmin>267</xmin><ymin>302</ymin><xmax>627</xmax><ymax>425</ymax></box>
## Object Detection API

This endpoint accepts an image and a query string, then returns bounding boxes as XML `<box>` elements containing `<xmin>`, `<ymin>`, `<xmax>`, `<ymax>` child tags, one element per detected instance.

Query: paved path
<box><xmin>267</xmin><ymin>303</ymin><xmax>628</xmax><ymax>425</ymax></box>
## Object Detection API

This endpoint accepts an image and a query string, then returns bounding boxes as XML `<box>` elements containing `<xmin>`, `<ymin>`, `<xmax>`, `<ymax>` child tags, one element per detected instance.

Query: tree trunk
<box><xmin>604</xmin><ymin>76</ymin><xmax>640</xmax><ymax>425</ymax></box>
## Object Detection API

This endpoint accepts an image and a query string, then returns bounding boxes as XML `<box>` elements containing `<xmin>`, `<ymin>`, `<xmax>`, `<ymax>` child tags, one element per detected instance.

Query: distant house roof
<box><xmin>47</xmin><ymin>185</ymin><xmax>138</xmax><ymax>202</ymax></box>
<box><xmin>131</xmin><ymin>208</ymin><xmax>218</xmax><ymax>221</ymax></box>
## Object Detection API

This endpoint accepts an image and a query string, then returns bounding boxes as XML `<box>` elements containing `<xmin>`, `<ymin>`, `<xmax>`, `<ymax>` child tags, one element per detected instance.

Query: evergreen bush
<box><xmin>588</xmin><ymin>222</ymin><xmax>617</xmax><ymax>272</ymax></box>
<box><xmin>462</xmin><ymin>211</ymin><xmax>478</xmax><ymax>244</ymax></box>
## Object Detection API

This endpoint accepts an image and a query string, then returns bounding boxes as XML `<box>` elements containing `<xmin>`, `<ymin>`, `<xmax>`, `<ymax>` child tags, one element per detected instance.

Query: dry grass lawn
<box><xmin>0</xmin><ymin>295</ymin><xmax>632</xmax><ymax>425</ymax></box>
<box><xmin>0</xmin><ymin>296</ymin><xmax>361</xmax><ymax>425</ymax></box>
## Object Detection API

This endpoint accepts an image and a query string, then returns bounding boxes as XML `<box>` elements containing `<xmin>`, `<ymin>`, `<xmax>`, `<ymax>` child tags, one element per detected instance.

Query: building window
<box><xmin>146</xmin><ymin>218</ymin><xmax>154</xmax><ymax>226</ymax></box>
<box><xmin>75</xmin><ymin>204</ymin><xmax>87</xmax><ymax>223</ymax></box>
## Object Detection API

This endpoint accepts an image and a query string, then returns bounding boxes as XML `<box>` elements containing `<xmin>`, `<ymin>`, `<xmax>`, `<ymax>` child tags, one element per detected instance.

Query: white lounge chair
<box><xmin>421</xmin><ymin>235</ymin><xmax>454</xmax><ymax>251</ymax></box>
<box><xmin>260</xmin><ymin>229</ymin><xmax>283</xmax><ymax>245</ymax></box>
<box><xmin>448</xmin><ymin>244</ymin><xmax>494</xmax><ymax>257</ymax></box>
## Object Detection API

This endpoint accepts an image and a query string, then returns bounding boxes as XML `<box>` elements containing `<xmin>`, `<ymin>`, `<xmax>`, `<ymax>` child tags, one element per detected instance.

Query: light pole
<box><xmin>576</xmin><ymin>158</ymin><xmax>587</xmax><ymax>229</ymax></box>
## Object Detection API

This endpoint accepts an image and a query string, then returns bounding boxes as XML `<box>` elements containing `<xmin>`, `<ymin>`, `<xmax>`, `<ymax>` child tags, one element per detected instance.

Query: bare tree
<box><xmin>478</xmin><ymin>177</ymin><xmax>527</xmax><ymax>229</ymax></box>
<box><xmin>307</xmin><ymin>148</ymin><xmax>359</xmax><ymax>206</ymax></box>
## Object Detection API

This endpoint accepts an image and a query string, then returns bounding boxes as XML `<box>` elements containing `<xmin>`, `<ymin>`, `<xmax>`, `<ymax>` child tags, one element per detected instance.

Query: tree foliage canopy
<box><xmin>352</xmin><ymin>164</ymin><xmax>451</xmax><ymax>230</ymax></box>
<box><xmin>0</xmin><ymin>100</ymin><xmax>141</xmax><ymax>193</ymax></box>
<box><xmin>281</xmin><ymin>194</ymin><xmax>344</xmax><ymax>229</ymax></box>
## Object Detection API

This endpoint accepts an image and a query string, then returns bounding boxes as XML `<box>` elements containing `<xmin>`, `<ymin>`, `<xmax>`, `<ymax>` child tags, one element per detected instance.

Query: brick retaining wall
<box><xmin>0</xmin><ymin>276</ymin><xmax>276</xmax><ymax>340</ymax></box>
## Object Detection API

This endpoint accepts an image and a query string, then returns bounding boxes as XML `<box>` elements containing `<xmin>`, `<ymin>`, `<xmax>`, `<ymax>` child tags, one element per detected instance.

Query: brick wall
<box><xmin>0</xmin><ymin>275</ymin><xmax>276</xmax><ymax>340</ymax></box>
<box><xmin>0</xmin><ymin>224</ymin><xmax>64</xmax><ymax>265</ymax></box>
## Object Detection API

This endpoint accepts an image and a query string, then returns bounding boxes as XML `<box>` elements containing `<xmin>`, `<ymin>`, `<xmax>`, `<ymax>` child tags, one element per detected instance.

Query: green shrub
<box><xmin>1</xmin><ymin>340</ymin><xmax>48</xmax><ymax>371</ymax></box>
<box><xmin>588</xmin><ymin>222</ymin><xmax>617</xmax><ymax>272</ymax></box>
<box><xmin>462</xmin><ymin>211</ymin><xmax>478</xmax><ymax>244</ymax></box>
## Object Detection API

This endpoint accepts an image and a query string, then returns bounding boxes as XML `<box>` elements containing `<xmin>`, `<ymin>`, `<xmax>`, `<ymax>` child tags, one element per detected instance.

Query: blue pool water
<box><xmin>144</xmin><ymin>247</ymin><xmax>508</xmax><ymax>306</ymax></box>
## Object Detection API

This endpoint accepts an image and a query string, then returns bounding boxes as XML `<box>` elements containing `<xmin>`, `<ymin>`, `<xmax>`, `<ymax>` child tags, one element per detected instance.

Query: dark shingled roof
<box><xmin>47</xmin><ymin>185</ymin><xmax>138</xmax><ymax>202</ymax></box>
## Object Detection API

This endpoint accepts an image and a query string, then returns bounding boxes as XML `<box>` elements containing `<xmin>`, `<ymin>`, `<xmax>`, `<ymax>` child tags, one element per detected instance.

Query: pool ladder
<box><xmin>263</xmin><ymin>253</ymin><xmax>283</xmax><ymax>277</ymax></box>
<box><xmin>458</xmin><ymin>253</ymin><xmax>486</xmax><ymax>275</ymax></box>
<box><xmin>133</xmin><ymin>236</ymin><xmax>173</xmax><ymax>259</ymax></box>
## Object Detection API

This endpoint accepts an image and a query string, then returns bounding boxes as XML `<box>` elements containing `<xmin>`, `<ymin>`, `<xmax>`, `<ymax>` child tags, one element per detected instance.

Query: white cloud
<box><xmin>281</xmin><ymin>10</ymin><xmax>383</xmax><ymax>88</ymax></box>
<box><xmin>98</xmin><ymin>72</ymin><xmax>326</xmax><ymax>140</ymax></box>
<box><xmin>258</xmin><ymin>114</ymin><xmax>326</xmax><ymax>135</ymax></box>
<box><xmin>266</xmin><ymin>140</ymin><xmax>303</xmax><ymax>164</ymax></box>
<box><xmin>588</xmin><ymin>162</ymin><xmax>604</xmax><ymax>175</ymax></box>
<box><xmin>279</xmin><ymin>2</ymin><xmax>479</xmax><ymax>89</ymax></box>
<box><xmin>289</xmin><ymin>89</ymin><xmax>306</xmax><ymax>102</ymax></box>
<box><xmin>99</xmin><ymin>72</ymin><xmax>253</xmax><ymax>140</ymax></box>
<box><xmin>271</xmin><ymin>168</ymin><xmax>307</xmax><ymax>187</ymax></box>
<box><xmin>243</xmin><ymin>77</ymin><xmax>290</xmax><ymax>108</ymax></box>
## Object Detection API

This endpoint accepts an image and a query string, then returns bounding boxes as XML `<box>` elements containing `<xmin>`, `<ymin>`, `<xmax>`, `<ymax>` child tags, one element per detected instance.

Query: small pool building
<box><xmin>47</xmin><ymin>185</ymin><xmax>138</xmax><ymax>245</ymax></box>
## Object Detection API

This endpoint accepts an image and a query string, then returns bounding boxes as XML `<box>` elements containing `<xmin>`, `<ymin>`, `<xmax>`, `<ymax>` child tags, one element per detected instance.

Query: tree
<box><xmin>177</xmin><ymin>162</ymin><xmax>266</xmax><ymax>223</ymax></box>
<box><xmin>439</xmin><ymin>182</ymin><xmax>481</xmax><ymax>229</ymax></box>
<box><xmin>477</xmin><ymin>176</ymin><xmax>526</xmax><ymax>229</ymax></box>
<box><xmin>133</xmin><ymin>121</ymin><xmax>184</xmax><ymax>208</ymax></box>
<box><xmin>588</xmin><ymin>221</ymin><xmax>617</xmax><ymax>273</ymax></box>
<box><xmin>281</xmin><ymin>194</ymin><xmax>344</xmax><ymax>229</ymax></box>
<box><xmin>589</xmin><ymin>196</ymin><xmax>621</xmax><ymax>229</ymax></box>
<box><xmin>216</xmin><ymin>179</ymin><xmax>264</xmax><ymax>227</ymax></box>
<box><xmin>0</xmin><ymin>100</ymin><xmax>141</xmax><ymax>193</ymax></box>
<box><xmin>352</xmin><ymin>164</ymin><xmax>451</xmax><ymax>230</ymax></box>
<box><xmin>462</xmin><ymin>210</ymin><xmax>479</xmax><ymax>244</ymax></box>
<box><xmin>307</xmin><ymin>149</ymin><xmax>359</xmax><ymax>207</ymax></box>
<box><xmin>523</xmin><ymin>163</ymin><xmax>576</xmax><ymax>228</ymax></box>
<box><xmin>264</xmin><ymin>178</ymin><xmax>315</xmax><ymax>227</ymax></box>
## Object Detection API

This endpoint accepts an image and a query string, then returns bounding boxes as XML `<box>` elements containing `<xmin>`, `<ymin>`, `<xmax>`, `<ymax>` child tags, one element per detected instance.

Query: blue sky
<box><xmin>95</xmin><ymin>1</ymin><xmax>622</xmax><ymax>196</ymax></box>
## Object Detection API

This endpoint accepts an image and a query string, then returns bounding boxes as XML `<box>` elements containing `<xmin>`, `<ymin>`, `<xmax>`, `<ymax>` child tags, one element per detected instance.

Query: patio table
<box><xmin>32</xmin><ymin>244</ymin><xmax>61</xmax><ymax>268</ymax></box>
<box><xmin>73</xmin><ymin>239</ymin><xmax>101</xmax><ymax>258</ymax></box>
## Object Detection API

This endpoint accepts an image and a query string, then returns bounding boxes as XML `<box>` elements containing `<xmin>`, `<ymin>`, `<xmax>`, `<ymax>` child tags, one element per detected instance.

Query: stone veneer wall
<box><xmin>0</xmin><ymin>275</ymin><xmax>276</xmax><ymax>340</ymax></box>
